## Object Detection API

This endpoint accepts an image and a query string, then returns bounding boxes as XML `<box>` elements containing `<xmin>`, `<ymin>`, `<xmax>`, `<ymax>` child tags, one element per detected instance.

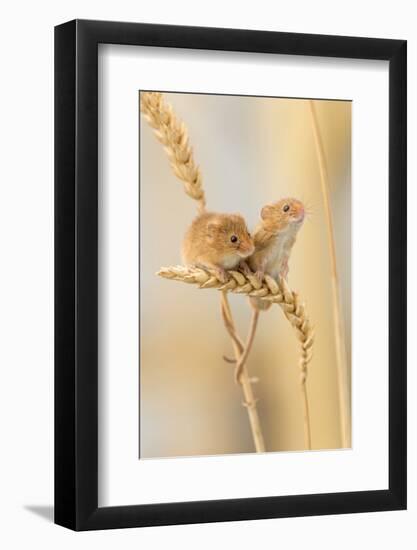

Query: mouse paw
<box><xmin>238</xmin><ymin>260</ymin><xmax>253</xmax><ymax>277</ymax></box>
<box><xmin>280</xmin><ymin>260</ymin><xmax>289</xmax><ymax>280</ymax></box>
<box><xmin>214</xmin><ymin>267</ymin><xmax>229</xmax><ymax>283</ymax></box>
<box><xmin>254</xmin><ymin>270</ymin><xmax>265</xmax><ymax>284</ymax></box>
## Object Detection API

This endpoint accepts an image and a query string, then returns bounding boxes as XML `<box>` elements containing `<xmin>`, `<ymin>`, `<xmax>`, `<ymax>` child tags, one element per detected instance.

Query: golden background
<box><xmin>139</xmin><ymin>92</ymin><xmax>351</xmax><ymax>458</ymax></box>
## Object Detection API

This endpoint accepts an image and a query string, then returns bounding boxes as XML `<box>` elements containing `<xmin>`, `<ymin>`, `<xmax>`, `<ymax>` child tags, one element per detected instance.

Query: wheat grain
<box><xmin>140</xmin><ymin>92</ymin><xmax>206</xmax><ymax>213</ymax></box>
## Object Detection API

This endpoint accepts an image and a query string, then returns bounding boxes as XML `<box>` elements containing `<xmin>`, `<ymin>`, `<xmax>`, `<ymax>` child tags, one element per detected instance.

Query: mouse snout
<box><xmin>238</xmin><ymin>240</ymin><xmax>255</xmax><ymax>257</ymax></box>
<box><xmin>294</xmin><ymin>204</ymin><xmax>305</xmax><ymax>222</ymax></box>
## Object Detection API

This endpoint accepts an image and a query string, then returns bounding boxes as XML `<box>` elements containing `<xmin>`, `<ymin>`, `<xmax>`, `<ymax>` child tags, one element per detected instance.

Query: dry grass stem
<box><xmin>140</xmin><ymin>92</ymin><xmax>206</xmax><ymax>213</ymax></box>
<box><xmin>233</xmin><ymin>308</ymin><xmax>260</xmax><ymax>384</ymax></box>
<box><xmin>220</xmin><ymin>292</ymin><xmax>266</xmax><ymax>452</ymax></box>
<box><xmin>158</xmin><ymin>265</ymin><xmax>314</xmax><ymax>449</ymax></box>
<box><xmin>308</xmin><ymin>100</ymin><xmax>351</xmax><ymax>448</ymax></box>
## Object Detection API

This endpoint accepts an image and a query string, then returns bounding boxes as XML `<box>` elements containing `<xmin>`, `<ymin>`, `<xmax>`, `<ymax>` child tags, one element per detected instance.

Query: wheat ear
<box><xmin>140</xmin><ymin>92</ymin><xmax>206</xmax><ymax>213</ymax></box>
<box><xmin>158</xmin><ymin>266</ymin><xmax>314</xmax><ymax>449</ymax></box>
<box><xmin>308</xmin><ymin>100</ymin><xmax>350</xmax><ymax>448</ymax></box>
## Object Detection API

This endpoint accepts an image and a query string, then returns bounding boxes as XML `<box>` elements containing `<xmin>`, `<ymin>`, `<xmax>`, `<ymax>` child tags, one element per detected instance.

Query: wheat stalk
<box><xmin>308</xmin><ymin>100</ymin><xmax>350</xmax><ymax>448</ymax></box>
<box><xmin>140</xmin><ymin>92</ymin><xmax>206</xmax><ymax>213</ymax></box>
<box><xmin>158</xmin><ymin>266</ymin><xmax>314</xmax><ymax>449</ymax></box>
<box><xmin>220</xmin><ymin>291</ymin><xmax>266</xmax><ymax>452</ymax></box>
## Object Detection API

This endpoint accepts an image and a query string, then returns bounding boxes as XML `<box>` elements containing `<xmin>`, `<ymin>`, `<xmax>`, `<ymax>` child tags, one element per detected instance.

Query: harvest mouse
<box><xmin>228</xmin><ymin>198</ymin><xmax>305</xmax><ymax>383</ymax></box>
<box><xmin>248</xmin><ymin>198</ymin><xmax>305</xmax><ymax>310</ymax></box>
<box><xmin>182</xmin><ymin>211</ymin><xmax>255</xmax><ymax>282</ymax></box>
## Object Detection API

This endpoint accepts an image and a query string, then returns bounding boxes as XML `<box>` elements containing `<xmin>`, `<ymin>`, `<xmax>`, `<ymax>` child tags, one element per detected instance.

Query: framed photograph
<box><xmin>55</xmin><ymin>19</ymin><xmax>406</xmax><ymax>530</ymax></box>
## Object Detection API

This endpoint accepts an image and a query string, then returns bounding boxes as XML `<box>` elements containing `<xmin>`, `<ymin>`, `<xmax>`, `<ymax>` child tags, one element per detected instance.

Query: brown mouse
<box><xmin>248</xmin><ymin>198</ymin><xmax>305</xmax><ymax>310</ymax></box>
<box><xmin>182</xmin><ymin>212</ymin><xmax>255</xmax><ymax>282</ymax></box>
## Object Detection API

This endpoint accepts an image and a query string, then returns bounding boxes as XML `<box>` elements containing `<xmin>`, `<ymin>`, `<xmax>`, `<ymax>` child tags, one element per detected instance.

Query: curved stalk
<box><xmin>221</xmin><ymin>291</ymin><xmax>266</xmax><ymax>453</ymax></box>
<box><xmin>308</xmin><ymin>100</ymin><xmax>351</xmax><ymax>448</ymax></box>
<box><xmin>234</xmin><ymin>308</ymin><xmax>260</xmax><ymax>384</ymax></box>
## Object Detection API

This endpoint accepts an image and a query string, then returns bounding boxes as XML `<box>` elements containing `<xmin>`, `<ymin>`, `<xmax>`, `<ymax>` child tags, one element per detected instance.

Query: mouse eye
<box><xmin>230</xmin><ymin>235</ymin><xmax>238</xmax><ymax>243</ymax></box>
<box><xmin>283</xmin><ymin>204</ymin><xmax>290</xmax><ymax>212</ymax></box>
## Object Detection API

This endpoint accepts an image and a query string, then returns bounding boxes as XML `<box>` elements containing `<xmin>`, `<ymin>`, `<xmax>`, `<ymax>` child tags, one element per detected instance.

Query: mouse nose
<box><xmin>240</xmin><ymin>242</ymin><xmax>254</xmax><ymax>255</ymax></box>
<box><xmin>245</xmin><ymin>242</ymin><xmax>255</xmax><ymax>254</ymax></box>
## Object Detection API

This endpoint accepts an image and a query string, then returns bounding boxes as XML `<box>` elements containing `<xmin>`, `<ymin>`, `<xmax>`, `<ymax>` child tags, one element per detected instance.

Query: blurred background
<box><xmin>139</xmin><ymin>91</ymin><xmax>351</xmax><ymax>458</ymax></box>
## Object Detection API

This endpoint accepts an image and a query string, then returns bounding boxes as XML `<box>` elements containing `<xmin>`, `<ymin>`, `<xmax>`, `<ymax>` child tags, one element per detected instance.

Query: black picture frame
<box><xmin>55</xmin><ymin>19</ymin><xmax>407</xmax><ymax>531</ymax></box>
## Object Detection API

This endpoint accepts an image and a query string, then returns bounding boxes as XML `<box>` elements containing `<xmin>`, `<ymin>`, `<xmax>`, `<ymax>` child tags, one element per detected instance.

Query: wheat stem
<box><xmin>234</xmin><ymin>308</ymin><xmax>260</xmax><ymax>384</ymax></box>
<box><xmin>308</xmin><ymin>100</ymin><xmax>350</xmax><ymax>448</ymax></box>
<box><xmin>301</xmin><ymin>381</ymin><xmax>312</xmax><ymax>449</ymax></box>
<box><xmin>158</xmin><ymin>266</ymin><xmax>314</xmax><ymax>449</ymax></box>
<box><xmin>221</xmin><ymin>292</ymin><xmax>266</xmax><ymax>452</ymax></box>
<box><xmin>220</xmin><ymin>294</ymin><xmax>245</xmax><ymax>355</ymax></box>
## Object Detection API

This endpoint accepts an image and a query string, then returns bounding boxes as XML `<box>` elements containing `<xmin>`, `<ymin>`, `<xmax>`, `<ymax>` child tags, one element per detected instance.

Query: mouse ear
<box><xmin>207</xmin><ymin>220</ymin><xmax>220</xmax><ymax>237</ymax></box>
<box><xmin>261</xmin><ymin>205</ymin><xmax>274</xmax><ymax>220</ymax></box>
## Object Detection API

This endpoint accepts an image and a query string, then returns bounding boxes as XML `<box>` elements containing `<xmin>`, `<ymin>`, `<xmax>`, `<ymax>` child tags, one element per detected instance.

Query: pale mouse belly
<box><xmin>264</xmin><ymin>239</ymin><xmax>285</xmax><ymax>279</ymax></box>
<box><xmin>221</xmin><ymin>254</ymin><xmax>241</xmax><ymax>270</ymax></box>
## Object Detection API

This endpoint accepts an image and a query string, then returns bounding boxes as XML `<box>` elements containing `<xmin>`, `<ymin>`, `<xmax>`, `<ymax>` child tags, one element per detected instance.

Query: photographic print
<box><xmin>139</xmin><ymin>91</ymin><xmax>351</xmax><ymax>459</ymax></box>
<box><xmin>55</xmin><ymin>20</ymin><xmax>406</xmax><ymax>529</ymax></box>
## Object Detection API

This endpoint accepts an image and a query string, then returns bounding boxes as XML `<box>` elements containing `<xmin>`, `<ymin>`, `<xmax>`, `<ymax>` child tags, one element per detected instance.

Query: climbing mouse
<box><xmin>248</xmin><ymin>198</ymin><xmax>305</xmax><ymax>309</ymax></box>
<box><xmin>182</xmin><ymin>211</ymin><xmax>255</xmax><ymax>282</ymax></box>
